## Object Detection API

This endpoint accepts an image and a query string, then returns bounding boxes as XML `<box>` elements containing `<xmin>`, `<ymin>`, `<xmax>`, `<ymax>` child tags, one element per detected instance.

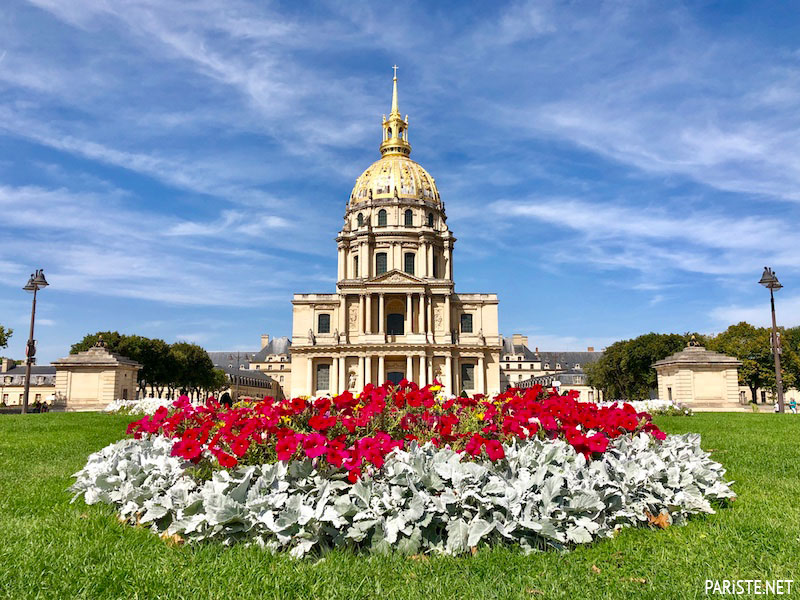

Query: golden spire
<box><xmin>380</xmin><ymin>65</ymin><xmax>411</xmax><ymax>157</ymax></box>
<box><xmin>391</xmin><ymin>65</ymin><xmax>400</xmax><ymax>116</ymax></box>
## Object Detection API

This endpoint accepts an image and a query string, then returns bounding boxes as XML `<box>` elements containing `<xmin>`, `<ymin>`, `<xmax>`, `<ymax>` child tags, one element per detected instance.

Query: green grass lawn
<box><xmin>1</xmin><ymin>413</ymin><xmax>798</xmax><ymax>600</ymax></box>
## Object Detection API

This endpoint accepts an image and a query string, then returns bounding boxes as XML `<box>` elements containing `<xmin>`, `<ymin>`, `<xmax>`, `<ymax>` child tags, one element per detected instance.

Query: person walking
<box><xmin>790</xmin><ymin>398</ymin><xmax>797</xmax><ymax>414</ymax></box>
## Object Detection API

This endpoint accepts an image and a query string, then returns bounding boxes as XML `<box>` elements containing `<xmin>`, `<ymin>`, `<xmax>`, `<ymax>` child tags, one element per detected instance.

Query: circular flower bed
<box><xmin>71</xmin><ymin>383</ymin><xmax>734</xmax><ymax>556</ymax></box>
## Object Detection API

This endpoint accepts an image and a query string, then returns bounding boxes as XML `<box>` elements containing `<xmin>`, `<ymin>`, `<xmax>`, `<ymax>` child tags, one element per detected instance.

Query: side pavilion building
<box><xmin>290</xmin><ymin>72</ymin><xmax>501</xmax><ymax>397</ymax></box>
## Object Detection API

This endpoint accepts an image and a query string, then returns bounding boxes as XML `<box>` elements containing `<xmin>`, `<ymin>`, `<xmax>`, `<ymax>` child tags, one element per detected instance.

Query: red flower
<box><xmin>230</xmin><ymin>437</ymin><xmax>251</xmax><ymax>458</ymax></box>
<box><xmin>216</xmin><ymin>451</ymin><xmax>238</xmax><ymax>468</ymax></box>
<box><xmin>484</xmin><ymin>439</ymin><xmax>505</xmax><ymax>461</ymax></box>
<box><xmin>275</xmin><ymin>435</ymin><xmax>300</xmax><ymax>461</ymax></box>
<box><xmin>302</xmin><ymin>433</ymin><xmax>328</xmax><ymax>458</ymax></box>
<box><xmin>309</xmin><ymin>413</ymin><xmax>338</xmax><ymax>431</ymax></box>
<box><xmin>465</xmin><ymin>434</ymin><xmax>485</xmax><ymax>457</ymax></box>
<box><xmin>587</xmin><ymin>433</ymin><xmax>609</xmax><ymax>454</ymax></box>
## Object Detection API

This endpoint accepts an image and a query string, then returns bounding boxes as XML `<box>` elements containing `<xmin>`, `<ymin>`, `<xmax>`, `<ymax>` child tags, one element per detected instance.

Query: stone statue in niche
<box><xmin>434</xmin><ymin>364</ymin><xmax>445</xmax><ymax>384</ymax></box>
<box><xmin>478</xmin><ymin>329</ymin><xmax>485</xmax><ymax>345</ymax></box>
<box><xmin>348</xmin><ymin>368</ymin><xmax>357</xmax><ymax>390</ymax></box>
<box><xmin>334</xmin><ymin>328</ymin><xmax>340</xmax><ymax>343</ymax></box>
<box><xmin>308</xmin><ymin>329</ymin><xmax>315</xmax><ymax>345</ymax></box>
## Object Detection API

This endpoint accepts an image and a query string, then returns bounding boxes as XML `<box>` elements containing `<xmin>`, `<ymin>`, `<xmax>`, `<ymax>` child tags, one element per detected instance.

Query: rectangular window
<box><xmin>460</xmin><ymin>313</ymin><xmax>473</xmax><ymax>333</ymax></box>
<box><xmin>316</xmin><ymin>363</ymin><xmax>330</xmax><ymax>391</ymax></box>
<box><xmin>461</xmin><ymin>363</ymin><xmax>475</xmax><ymax>390</ymax></box>
<box><xmin>353</xmin><ymin>256</ymin><xmax>359</xmax><ymax>278</ymax></box>
<box><xmin>318</xmin><ymin>313</ymin><xmax>331</xmax><ymax>334</ymax></box>
<box><xmin>433</xmin><ymin>255</ymin><xmax>439</xmax><ymax>278</ymax></box>
<box><xmin>588</xmin><ymin>391</ymin><xmax>594</xmax><ymax>402</ymax></box>
<box><xmin>667</xmin><ymin>387</ymin><xmax>673</xmax><ymax>402</ymax></box>
<box><xmin>404</xmin><ymin>252</ymin><xmax>415</xmax><ymax>275</ymax></box>
<box><xmin>376</xmin><ymin>252</ymin><xmax>387</xmax><ymax>275</ymax></box>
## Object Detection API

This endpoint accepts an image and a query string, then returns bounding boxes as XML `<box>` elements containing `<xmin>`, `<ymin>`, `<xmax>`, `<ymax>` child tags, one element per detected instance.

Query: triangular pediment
<box><xmin>368</xmin><ymin>269</ymin><xmax>425</xmax><ymax>285</ymax></box>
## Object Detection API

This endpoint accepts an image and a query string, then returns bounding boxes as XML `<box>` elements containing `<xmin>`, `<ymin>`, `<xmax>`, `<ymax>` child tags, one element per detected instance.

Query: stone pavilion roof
<box><xmin>52</xmin><ymin>343</ymin><xmax>142</xmax><ymax>369</ymax></box>
<box><xmin>653</xmin><ymin>343</ymin><xmax>741</xmax><ymax>369</ymax></box>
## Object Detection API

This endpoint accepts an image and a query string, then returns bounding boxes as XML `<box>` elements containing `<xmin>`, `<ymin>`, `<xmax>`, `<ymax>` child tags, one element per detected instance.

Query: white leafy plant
<box><xmin>70</xmin><ymin>432</ymin><xmax>733</xmax><ymax>557</ymax></box>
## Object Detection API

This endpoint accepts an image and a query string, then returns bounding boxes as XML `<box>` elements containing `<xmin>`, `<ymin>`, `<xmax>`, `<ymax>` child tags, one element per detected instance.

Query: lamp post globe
<box><xmin>759</xmin><ymin>267</ymin><xmax>784</xmax><ymax>413</ymax></box>
<box><xmin>22</xmin><ymin>269</ymin><xmax>49</xmax><ymax>415</ymax></box>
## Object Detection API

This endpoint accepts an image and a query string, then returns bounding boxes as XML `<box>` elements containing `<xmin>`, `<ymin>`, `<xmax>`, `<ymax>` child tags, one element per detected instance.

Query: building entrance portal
<box><xmin>387</xmin><ymin>371</ymin><xmax>404</xmax><ymax>385</ymax></box>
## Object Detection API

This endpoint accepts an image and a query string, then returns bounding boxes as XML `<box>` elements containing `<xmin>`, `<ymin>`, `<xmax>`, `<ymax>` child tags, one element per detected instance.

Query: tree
<box><xmin>0</xmin><ymin>325</ymin><xmax>12</xmax><ymax>349</ymax></box>
<box><xmin>706</xmin><ymin>322</ymin><xmax>773</xmax><ymax>403</ymax></box>
<box><xmin>169</xmin><ymin>341</ymin><xmax>216</xmax><ymax>400</ymax></box>
<box><xmin>117</xmin><ymin>335</ymin><xmax>172</xmax><ymax>397</ymax></box>
<box><xmin>205</xmin><ymin>368</ymin><xmax>230</xmax><ymax>399</ymax></box>
<box><xmin>586</xmin><ymin>332</ymin><xmax>687</xmax><ymax>400</ymax></box>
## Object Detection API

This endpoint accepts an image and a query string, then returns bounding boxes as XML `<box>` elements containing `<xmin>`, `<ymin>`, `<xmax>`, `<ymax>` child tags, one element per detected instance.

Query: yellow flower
<box><xmin>476</xmin><ymin>412</ymin><xmax>484</xmax><ymax>420</ymax></box>
<box><xmin>430</xmin><ymin>385</ymin><xmax>441</xmax><ymax>392</ymax></box>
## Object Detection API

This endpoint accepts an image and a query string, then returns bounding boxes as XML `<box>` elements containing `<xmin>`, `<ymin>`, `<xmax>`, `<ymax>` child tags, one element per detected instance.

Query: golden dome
<box><xmin>350</xmin><ymin>155</ymin><xmax>440</xmax><ymax>205</ymax></box>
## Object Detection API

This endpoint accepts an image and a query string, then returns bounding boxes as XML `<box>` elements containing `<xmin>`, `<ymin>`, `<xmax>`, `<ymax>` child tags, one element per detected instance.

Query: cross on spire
<box><xmin>392</xmin><ymin>64</ymin><xmax>398</xmax><ymax>79</ymax></box>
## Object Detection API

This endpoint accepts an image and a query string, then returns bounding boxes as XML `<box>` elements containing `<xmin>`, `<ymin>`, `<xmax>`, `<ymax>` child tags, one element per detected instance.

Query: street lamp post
<box><xmin>759</xmin><ymin>267</ymin><xmax>784</xmax><ymax>413</ymax></box>
<box><xmin>22</xmin><ymin>269</ymin><xmax>49</xmax><ymax>414</ymax></box>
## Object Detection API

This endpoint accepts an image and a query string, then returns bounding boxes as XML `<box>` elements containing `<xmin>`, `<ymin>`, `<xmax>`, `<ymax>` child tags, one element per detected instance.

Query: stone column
<box><xmin>378</xmin><ymin>355</ymin><xmax>385</xmax><ymax>385</ymax></box>
<box><xmin>406</xmin><ymin>355</ymin><xmax>414</xmax><ymax>384</ymax></box>
<box><xmin>365</xmin><ymin>294</ymin><xmax>372</xmax><ymax>334</ymax></box>
<box><xmin>359</xmin><ymin>295</ymin><xmax>365</xmax><ymax>334</ymax></box>
<box><xmin>339</xmin><ymin>295</ymin><xmax>346</xmax><ymax>336</ymax></box>
<box><xmin>359</xmin><ymin>243</ymin><xmax>366</xmax><ymax>278</ymax></box>
<box><xmin>358</xmin><ymin>356</ymin><xmax>365</xmax><ymax>389</ymax></box>
<box><xmin>445</xmin><ymin>355</ymin><xmax>453</xmax><ymax>396</ymax></box>
<box><xmin>339</xmin><ymin>357</ymin><xmax>346</xmax><ymax>394</ymax></box>
<box><xmin>418</xmin><ymin>293</ymin><xmax>425</xmax><ymax>332</ymax></box>
<box><xmin>331</xmin><ymin>357</ymin><xmax>339</xmax><ymax>395</ymax></box>
<box><xmin>427</xmin><ymin>358</ymin><xmax>433</xmax><ymax>383</ymax></box>
<box><xmin>428</xmin><ymin>244</ymin><xmax>434</xmax><ymax>277</ymax></box>
<box><xmin>477</xmin><ymin>355</ymin><xmax>485</xmax><ymax>395</ymax></box>
<box><xmin>365</xmin><ymin>356</ymin><xmax>372</xmax><ymax>386</ymax></box>
<box><xmin>378</xmin><ymin>293</ymin><xmax>385</xmax><ymax>334</ymax></box>
<box><xmin>447</xmin><ymin>246</ymin><xmax>453</xmax><ymax>280</ymax></box>
<box><xmin>405</xmin><ymin>293</ymin><xmax>412</xmax><ymax>334</ymax></box>
<box><xmin>427</xmin><ymin>295</ymin><xmax>433</xmax><ymax>337</ymax></box>
<box><xmin>306</xmin><ymin>357</ymin><xmax>313</xmax><ymax>396</ymax></box>
<box><xmin>337</xmin><ymin>247</ymin><xmax>344</xmax><ymax>281</ymax></box>
<box><xmin>419</xmin><ymin>355</ymin><xmax>427</xmax><ymax>387</ymax></box>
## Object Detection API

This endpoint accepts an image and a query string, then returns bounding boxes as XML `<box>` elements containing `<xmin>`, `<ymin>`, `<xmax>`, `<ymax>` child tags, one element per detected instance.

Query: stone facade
<box><xmin>289</xmin><ymin>73</ymin><xmax>501</xmax><ymax>397</ymax></box>
<box><xmin>653</xmin><ymin>340</ymin><xmax>742</xmax><ymax>411</ymax></box>
<box><xmin>51</xmin><ymin>342</ymin><xmax>142</xmax><ymax>411</ymax></box>
<box><xmin>0</xmin><ymin>359</ymin><xmax>56</xmax><ymax>406</ymax></box>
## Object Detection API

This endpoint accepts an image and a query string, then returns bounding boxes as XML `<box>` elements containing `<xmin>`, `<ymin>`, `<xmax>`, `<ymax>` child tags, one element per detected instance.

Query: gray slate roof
<box><xmin>1</xmin><ymin>365</ymin><xmax>56</xmax><ymax>386</ymax></box>
<box><xmin>251</xmin><ymin>337</ymin><xmax>292</xmax><ymax>362</ymax></box>
<box><xmin>500</xmin><ymin>337</ymin><xmax>603</xmax><ymax>370</ymax></box>
<box><xmin>207</xmin><ymin>351</ymin><xmax>260</xmax><ymax>369</ymax></box>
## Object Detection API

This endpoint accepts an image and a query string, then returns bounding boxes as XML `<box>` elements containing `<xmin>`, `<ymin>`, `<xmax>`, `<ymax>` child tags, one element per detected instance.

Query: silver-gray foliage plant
<box><xmin>70</xmin><ymin>434</ymin><xmax>734</xmax><ymax>557</ymax></box>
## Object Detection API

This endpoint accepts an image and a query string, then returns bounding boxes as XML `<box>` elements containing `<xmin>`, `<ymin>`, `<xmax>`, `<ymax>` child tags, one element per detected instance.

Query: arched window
<box><xmin>427</xmin><ymin>212</ymin><xmax>434</xmax><ymax>227</ymax></box>
<box><xmin>404</xmin><ymin>209</ymin><xmax>413</xmax><ymax>226</ymax></box>
<box><xmin>387</xmin><ymin>127</ymin><xmax>392</xmax><ymax>138</ymax></box>
<box><xmin>317</xmin><ymin>313</ymin><xmax>331</xmax><ymax>334</ymax></box>
<box><xmin>376</xmin><ymin>252</ymin><xmax>387</xmax><ymax>275</ymax></box>
<box><xmin>404</xmin><ymin>252</ymin><xmax>415</xmax><ymax>275</ymax></box>
<box><xmin>357</xmin><ymin>213</ymin><xmax>364</xmax><ymax>227</ymax></box>
<box><xmin>378</xmin><ymin>209</ymin><xmax>387</xmax><ymax>227</ymax></box>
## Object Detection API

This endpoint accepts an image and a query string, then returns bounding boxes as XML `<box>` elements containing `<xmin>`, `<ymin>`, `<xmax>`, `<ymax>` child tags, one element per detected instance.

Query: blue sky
<box><xmin>2</xmin><ymin>0</ymin><xmax>800</xmax><ymax>363</ymax></box>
